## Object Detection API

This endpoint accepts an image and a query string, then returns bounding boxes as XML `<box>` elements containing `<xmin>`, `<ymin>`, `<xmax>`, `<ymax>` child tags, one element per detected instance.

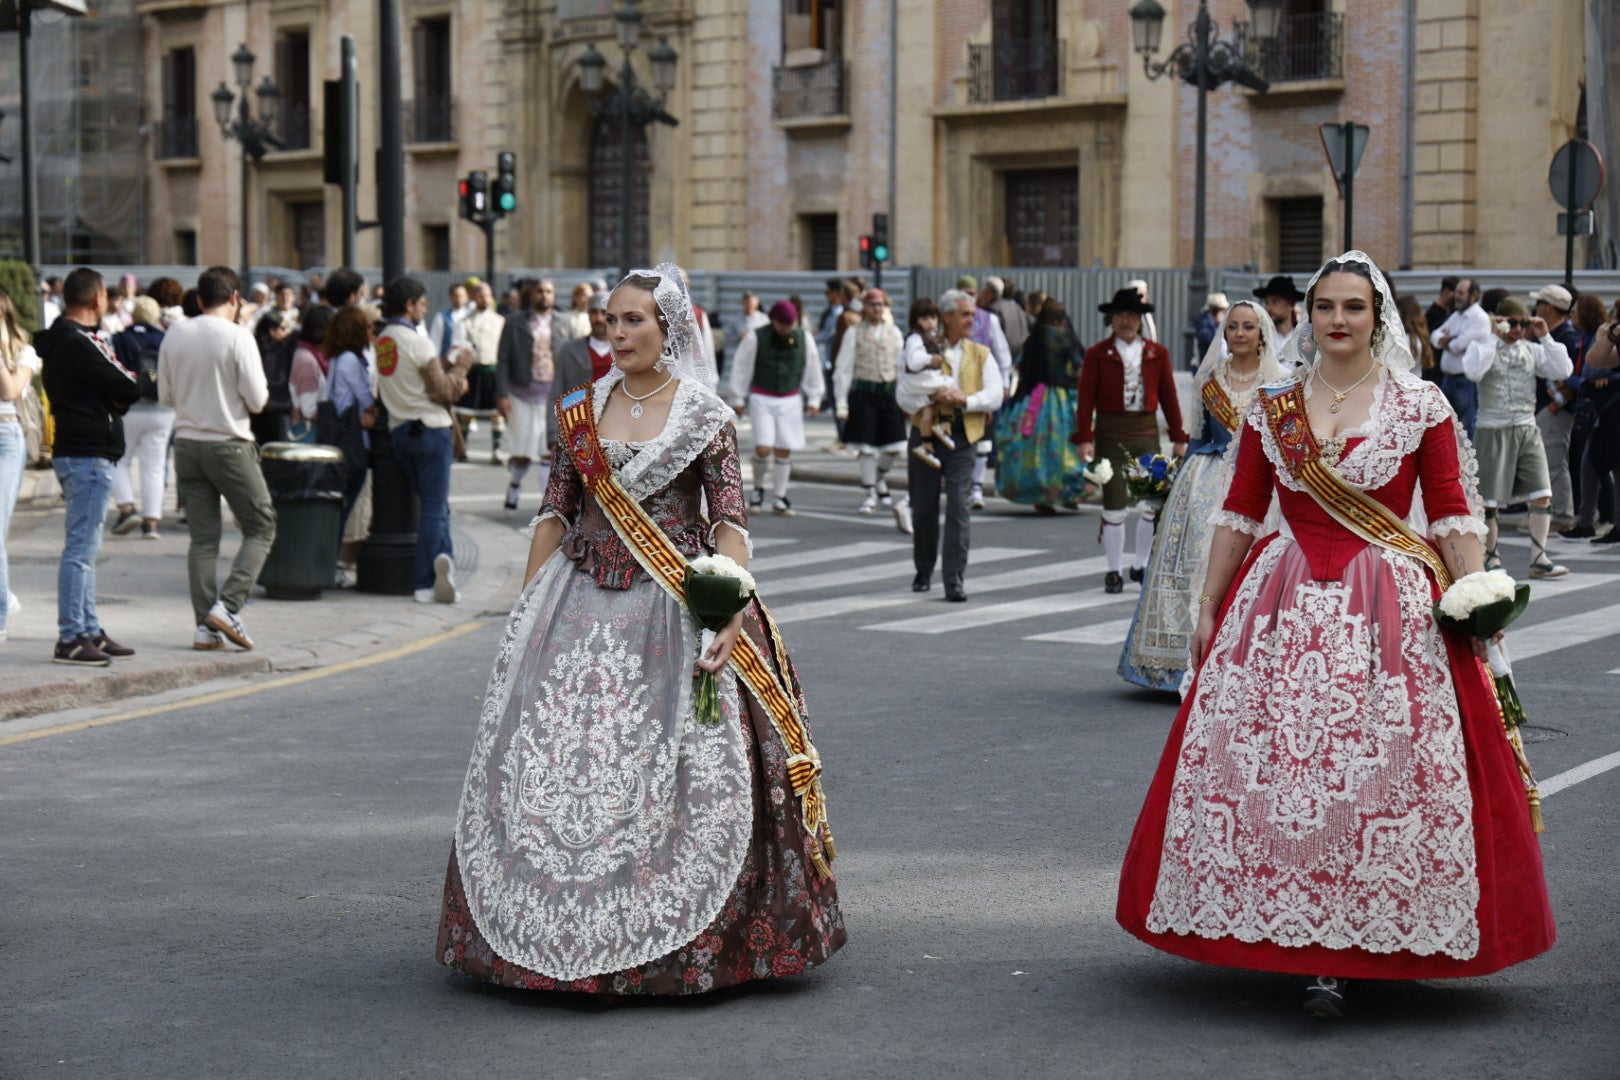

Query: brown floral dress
<box><xmin>437</xmin><ymin>378</ymin><xmax>846</xmax><ymax>995</ymax></box>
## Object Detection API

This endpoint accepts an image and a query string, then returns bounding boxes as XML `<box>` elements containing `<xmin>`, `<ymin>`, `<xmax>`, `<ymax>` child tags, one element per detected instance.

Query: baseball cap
<box><xmin>1529</xmin><ymin>284</ymin><xmax>1573</xmax><ymax>312</ymax></box>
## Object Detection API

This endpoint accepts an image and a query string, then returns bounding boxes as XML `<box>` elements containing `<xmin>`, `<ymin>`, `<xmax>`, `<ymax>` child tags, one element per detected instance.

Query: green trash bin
<box><xmin>257</xmin><ymin>442</ymin><xmax>346</xmax><ymax>600</ymax></box>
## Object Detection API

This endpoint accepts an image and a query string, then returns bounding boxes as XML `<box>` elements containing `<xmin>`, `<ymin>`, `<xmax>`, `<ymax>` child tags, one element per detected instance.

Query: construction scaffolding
<box><xmin>0</xmin><ymin>0</ymin><xmax>145</xmax><ymax>263</ymax></box>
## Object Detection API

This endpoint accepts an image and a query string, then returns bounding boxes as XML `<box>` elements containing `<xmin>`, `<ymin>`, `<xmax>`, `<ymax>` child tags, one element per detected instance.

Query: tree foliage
<box><xmin>0</xmin><ymin>260</ymin><xmax>41</xmax><ymax>335</ymax></box>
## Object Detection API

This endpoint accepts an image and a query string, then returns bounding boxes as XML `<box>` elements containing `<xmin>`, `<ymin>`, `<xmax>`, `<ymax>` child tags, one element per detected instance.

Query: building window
<box><xmin>1274</xmin><ymin>196</ymin><xmax>1324</xmax><ymax>273</ymax></box>
<box><xmin>1004</xmin><ymin>168</ymin><xmax>1077</xmax><ymax>266</ymax></box>
<box><xmin>291</xmin><ymin>203</ymin><xmax>325</xmax><ymax>270</ymax></box>
<box><xmin>588</xmin><ymin>114</ymin><xmax>649</xmax><ymax>269</ymax></box>
<box><xmin>782</xmin><ymin>0</ymin><xmax>841</xmax><ymax>59</ymax></box>
<box><xmin>275</xmin><ymin>31</ymin><xmax>312</xmax><ymax>150</ymax></box>
<box><xmin>424</xmin><ymin>224</ymin><xmax>451</xmax><ymax>271</ymax></box>
<box><xmin>175</xmin><ymin>229</ymin><xmax>197</xmax><ymax>265</ymax></box>
<box><xmin>971</xmin><ymin>0</ymin><xmax>1062</xmax><ymax>103</ymax></box>
<box><xmin>1252</xmin><ymin>1</ymin><xmax>1343</xmax><ymax>83</ymax></box>
<box><xmin>804</xmin><ymin>214</ymin><xmax>838</xmax><ymax>271</ymax></box>
<box><xmin>158</xmin><ymin>47</ymin><xmax>198</xmax><ymax>160</ymax></box>
<box><xmin>410</xmin><ymin>18</ymin><xmax>454</xmax><ymax>143</ymax></box>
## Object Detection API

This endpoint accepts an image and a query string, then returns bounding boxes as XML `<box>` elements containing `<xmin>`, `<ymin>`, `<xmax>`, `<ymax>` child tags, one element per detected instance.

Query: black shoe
<box><xmin>1033</xmin><ymin>503</ymin><xmax>1057</xmax><ymax>516</ymax></box>
<box><xmin>911</xmin><ymin>575</ymin><xmax>931</xmax><ymax>593</ymax></box>
<box><xmin>87</xmin><ymin>632</ymin><xmax>134</xmax><ymax>658</ymax></box>
<box><xmin>1129</xmin><ymin>566</ymin><xmax>1145</xmax><ymax>584</ymax></box>
<box><xmin>1560</xmin><ymin>524</ymin><xmax>1596</xmax><ymax>539</ymax></box>
<box><xmin>749</xmin><ymin>488</ymin><xmax>766</xmax><ymax>511</ymax></box>
<box><xmin>1104</xmin><ymin>571</ymin><xmax>1124</xmax><ymax>594</ymax></box>
<box><xmin>503</xmin><ymin>483</ymin><xmax>520</xmax><ymax>511</ymax></box>
<box><xmin>1302</xmin><ymin>976</ymin><xmax>1348</xmax><ymax>1020</ymax></box>
<box><xmin>53</xmin><ymin>636</ymin><xmax>112</xmax><ymax>667</ymax></box>
<box><xmin>111</xmin><ymin>508</ymin><xmax>140</xmax><ymax>535</ymax></box>
<box><xmin>945</xmin><ymin>585</ymin><xmax>967</xmax><ymax>602</ymax></box>
<box><xmin>1593</xmin><ymin>530</ymin><xmax>1620</xmax><ymax>544</ymax></box>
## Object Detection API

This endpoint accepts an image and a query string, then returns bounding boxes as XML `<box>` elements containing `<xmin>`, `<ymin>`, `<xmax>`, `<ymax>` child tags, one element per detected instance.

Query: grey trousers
<box><xmin>1536</xmin><ymin>406</ymin><xmax>1574</xmax><ymax>518</ymax></box>
<box><xmin>908</xmin><ymin>419</ymin><xmax>976</xmax><ymax>589</ymax></box>
<box><xmin>173</xmin><ymin>438</ymin><xmax>277</xmax><ymax>624</ymax></box>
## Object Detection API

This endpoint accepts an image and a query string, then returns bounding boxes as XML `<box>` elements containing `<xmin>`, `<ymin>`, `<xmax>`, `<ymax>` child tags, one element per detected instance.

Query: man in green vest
<box><xmin>725</xmin><ymin>299</ymin><xmax>824</xmax><ymax>517</ymax></box>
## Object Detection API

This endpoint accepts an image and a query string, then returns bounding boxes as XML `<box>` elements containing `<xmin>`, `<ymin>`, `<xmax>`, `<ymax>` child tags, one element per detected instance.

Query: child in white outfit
<box><xmin>900</xmin><ymin>304</ymin><xmax>957</xmax><ymax>469</ymax></box>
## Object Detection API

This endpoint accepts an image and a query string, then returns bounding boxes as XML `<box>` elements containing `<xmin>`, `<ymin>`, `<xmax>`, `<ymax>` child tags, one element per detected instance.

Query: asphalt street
<box><xmin>4</xmin><ymin>473</ymin><xmax>1619</xmax><ymax>1079</ymax></box>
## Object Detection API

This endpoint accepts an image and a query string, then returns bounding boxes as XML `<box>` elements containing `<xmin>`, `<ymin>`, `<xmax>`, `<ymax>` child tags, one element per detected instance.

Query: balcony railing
<box><xmin>968</xmin><ymin>37</ymin><xmax>1064</xmax><ymax>104</ymax></box>
<box><xmin>278</xmin><ymin>102</ymin><xmax>312</xmax><ymax>151</ymax></box>
<box><xmin>1249</xmin><ymin>11</ymin><xmax>1344</xmax><ymax>84</ymax></box>
<box><xmin>772</xmin><ymin>60</ymin><xmax>847</xmax><ymax>120</ymax></box>
<box><xmin>407</xmin><ymin>95</ymin><xmax>455</xmax><ymax>144</ymax></box>
<box><xmin>154</xmin><ymin>115</ymin><xmax>198</xmax><ymax>160</ymax></box>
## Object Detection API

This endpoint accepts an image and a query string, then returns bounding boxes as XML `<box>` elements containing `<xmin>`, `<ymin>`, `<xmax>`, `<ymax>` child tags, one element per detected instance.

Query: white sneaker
<box><xmin>433</xmin><ymin>552</ymin><xmax>460</xmax><ymax>603</ymax></box>
<box><xmin>203</xmin><ymin>600</ymin><xmax>253</xmax><ymax>650</ymax></box>
<box><xmin>7</xmin><ymin>590</ymin><xmax>19</xmax><ymax>616</ymax></box>
<box><xmin>893</xmin><ymin>499</ymin><xmax>914</xmax><ymax>535</ymax></box>
<box><xmin>969</xmin><ymin>485</ymin><xmax>986</xmax><ymax>511</ymax></box>
<box><xmin>771</xmin><ymin>497</ymin><xmax>796</xmax><ymax>518</ymax></box>
<box><xmin>857</xmin><ymin>490</ymin><xmax>878</xmax><ymax>515</ymax></box>
<box><xmin>414</xmin><ymin>588</ymin><xmax>437</xmax><ymax>604</ymax></box>
<box><xmin>193</xmin><ymin>624</ymin><xmax>227</xmax><ymax>651</ymax></box>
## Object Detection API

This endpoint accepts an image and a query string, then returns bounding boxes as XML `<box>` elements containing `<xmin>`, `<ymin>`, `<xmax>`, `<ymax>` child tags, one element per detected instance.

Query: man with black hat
<box><xmin>1253</xmin><ymin>275</ymin><xmax>1304</xmax><ymax>339</ymax></box>
<box><xmin>1074</xmin><ymin>287</ymin><xmax>1187</xmax><ymax>594</ymax></box>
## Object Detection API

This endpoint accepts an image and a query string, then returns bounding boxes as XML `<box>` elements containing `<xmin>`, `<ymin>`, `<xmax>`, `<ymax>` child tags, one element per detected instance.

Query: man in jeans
<box><xmin>36</xmin><ymin>267</ymin><xmax>143</xmax><ymax>665</ymax></box>
<box><xmin>158</xmin><ymin>266</ymin><xmax>274</xmax><ymax>651</ymax></box>
<box><xmin>376</xmin><ymin>276</ymin><xmax>473</xmax><ymax>603</ymax></box>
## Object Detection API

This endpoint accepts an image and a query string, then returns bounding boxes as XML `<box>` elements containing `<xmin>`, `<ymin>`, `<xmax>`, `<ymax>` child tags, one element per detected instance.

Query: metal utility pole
<box><xmin>16</xmin><ymin>0</ymin><xmax>39</xmax><ymax>270</ymax></box>
<box><xmin>377</xmin><ymin>0</ymin><xmax>405</xmax><ymax>282</ymax></box>
<box><xmin>340</xmin><ymin>35</ymin><xmax>359</xmax><ymax>269</ymax></box>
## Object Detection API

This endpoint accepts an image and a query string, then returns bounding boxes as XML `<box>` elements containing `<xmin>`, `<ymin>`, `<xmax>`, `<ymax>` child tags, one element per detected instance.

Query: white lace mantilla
<box><xmin>454</xmin><ymin>550</ymin><xmax>752</xmax><ymax>979</ymax></box>
<box><xmin>593</xmin><ymin>377</ymin><xmax>735</xmax><ymax>504</ymax></box>
<box><xmin>1146</xmin><ymin>540</ymin><xmax>1481</xmax><ymax>959</ymax></box>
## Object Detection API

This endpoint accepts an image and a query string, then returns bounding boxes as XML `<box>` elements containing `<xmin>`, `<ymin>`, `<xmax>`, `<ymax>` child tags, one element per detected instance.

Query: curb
<box><xmin>0</xmin><ymin>654</ymin><xmax>271</xmax><ymax>723</ymax></box>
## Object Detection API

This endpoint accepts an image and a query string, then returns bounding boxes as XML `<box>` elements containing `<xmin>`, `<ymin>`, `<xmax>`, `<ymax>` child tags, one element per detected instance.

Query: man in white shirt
<box><xmin>897</xmin><ymin>289</ymin><xmax>1004</xmax><ymax>602</ymax></box>
<box><xmin>459</xmin><ymin>282</ymin><xmax>507</xmax><ymax>462</ymax></box>
<box><xmin>1431</xmin><ymin>277</ymin><xmax>1490</xmax><ymax>436</ymax></box>
<box><xmin>726</xmin><ymin>299</ymin><xmax>823</xmax><ymax>517</ymax></box>
<box><xmin>428</xmin><ymin>281</ymin><xmax>474</xmax><ymax>360</ymax></box>
<box><xmin>158</xmin><ymin>266</ymin><xmax>273</xmax><ymax>652</ymax></box>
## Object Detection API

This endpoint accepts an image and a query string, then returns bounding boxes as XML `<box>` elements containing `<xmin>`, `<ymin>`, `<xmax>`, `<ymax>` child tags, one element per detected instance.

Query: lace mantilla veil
<box><xmin>1254</xmin><ymin>250</ymin><xmax>1486</xmax><ymax>539</ymax></box>
<box><xmin>1188</xmin><ymin>298</ymin><xmax>1285</xmax><ymax>443</ymax></box>
<box><xmin>600</xmin><ymin>262</ymin><xmax>707</xmax><ymax>387</ymax></box>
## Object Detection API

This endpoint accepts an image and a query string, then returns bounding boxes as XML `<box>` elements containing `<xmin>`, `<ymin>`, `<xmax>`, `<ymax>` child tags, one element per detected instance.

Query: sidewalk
<box><xmin>0</xmin><ymin>465</ymin><xmax>529</xmax><ymax>723</ymax></box>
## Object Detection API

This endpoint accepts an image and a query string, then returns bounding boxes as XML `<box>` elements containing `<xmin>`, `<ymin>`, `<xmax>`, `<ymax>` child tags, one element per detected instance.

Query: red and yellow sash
<box><xmin>554</xmin><ymin>385</ymin><xmax>835</xmax><ymax>877</ymax></box>
<box><xmin>1201</xmin><ymin>378</ymin><xmax>1242</xmax><ymax>435</ymax></box>
<box><xmin>1260</xmin><ymin>382</ymin><xmax>1453</xmax><ymax>590</ymax></box>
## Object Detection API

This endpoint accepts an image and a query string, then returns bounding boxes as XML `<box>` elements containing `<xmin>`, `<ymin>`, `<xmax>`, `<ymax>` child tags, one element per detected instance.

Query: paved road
<box><xmin>4</xmin><ymin>482</ymin><xmax>1618</xmax><ymax>1078</ymax></box>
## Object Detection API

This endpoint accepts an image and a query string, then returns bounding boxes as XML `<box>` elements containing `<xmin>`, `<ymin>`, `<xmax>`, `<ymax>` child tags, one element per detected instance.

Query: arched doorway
<box><xmin>588</xmin><ymin>113</ymin><xmax>649</xmax><ymax>269</ymax></box>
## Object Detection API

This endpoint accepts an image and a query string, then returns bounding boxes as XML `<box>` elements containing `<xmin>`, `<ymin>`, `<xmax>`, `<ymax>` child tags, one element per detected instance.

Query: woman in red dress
<box><xmin>1116</xmin><ymin>252</ymin><xmax>1555</xmax><ymax>1019</ymax></box>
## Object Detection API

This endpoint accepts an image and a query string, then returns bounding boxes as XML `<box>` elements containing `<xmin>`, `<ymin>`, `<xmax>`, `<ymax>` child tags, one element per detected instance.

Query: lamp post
<box><xmin>577</xmin><ymin>1</ymin><xmax>679</xmax><ymax>281</ymax></box>
<box><xmin>211</xmin><ymin>44</ymin><xmax>283</xmax><ymax>286</ymax></box>
<box><xmin>1129</xmin><ymin>0</ymin><xmax>1281</xmax><ymax>365</ymax></box>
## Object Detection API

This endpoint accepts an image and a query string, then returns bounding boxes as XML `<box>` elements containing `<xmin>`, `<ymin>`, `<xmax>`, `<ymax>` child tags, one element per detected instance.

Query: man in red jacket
<box><xmin>1074</xmin><ymin>287</ymin><xmax>1187</xmax><ymax>593</ymax></box>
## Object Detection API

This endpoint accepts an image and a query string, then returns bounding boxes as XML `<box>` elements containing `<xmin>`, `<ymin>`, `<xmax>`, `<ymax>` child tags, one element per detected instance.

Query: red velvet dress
<box><xmin>1117</xmin><ymin>378</ymin><xmax>1555</xmax><ymax>978</ymax></box>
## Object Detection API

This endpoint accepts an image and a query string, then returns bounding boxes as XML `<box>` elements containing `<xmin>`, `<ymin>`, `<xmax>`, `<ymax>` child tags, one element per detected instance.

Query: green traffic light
<box><xmin>499</xmin><ymin>193</ymin><xmax>516</xmax><ymax>212</ymax></box>
<box><xmin>873</xmin><ymin>244</ymin><xmax>889</xmax><ymax>263</ymax></box>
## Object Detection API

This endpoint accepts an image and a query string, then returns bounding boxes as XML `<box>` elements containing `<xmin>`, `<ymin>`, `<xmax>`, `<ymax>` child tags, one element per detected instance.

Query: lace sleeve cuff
<box><xmin>708</xmin><ymin>519</ymin><xmax>754</xmax><ymax>557</ymax></box>
<box><xmin>521</xmin><ymin>509</ymin><xmax>571</xmax><ymax>540</ymax></box>
<box><xmin>1429</xmin><ymin>514</ymin><xmax>1487</xmax><ymax>541</ymax></box>
<box><xmin>1209</xmin><ymin>509</ymin><xmax>1266</xmax><ymax>537</ymax></box>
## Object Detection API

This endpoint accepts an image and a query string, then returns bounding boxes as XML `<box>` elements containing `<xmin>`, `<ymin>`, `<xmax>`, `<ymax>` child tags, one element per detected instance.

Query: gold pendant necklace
<box><xmin>1313</xmin><ymin>363</ymin><xmax>1376</xmax><ymax>413</ymax></box>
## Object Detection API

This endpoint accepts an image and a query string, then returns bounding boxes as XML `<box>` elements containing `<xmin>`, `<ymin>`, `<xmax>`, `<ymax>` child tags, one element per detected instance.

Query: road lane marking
<box><xmin>749</xmin><ymin>540</ymin><xmax>909</xmax><ymax>574</ymax></box>
<box><xmin>1026</xmin><ymin>615</ymin><xmax>1137</xmax><ymax>645</ymax></box>
<box><xmin>0</xmin><ymin>620</ymin><xmax>490</xmax><ymax>749</ymax></box>
<box><xmin>865</xmin><ymin>588</ymin><xmax>1134</xmax><ymax>634</ymax></box>
<box><xmin>767</xmin><ymin>546</ymin><xmax>1037</xmax><ymax>597</ymax></box>
<box><xmin>1540</xmin><ymin>748</ymin><xmax>1620</xmax><ymax>798</ymax></box>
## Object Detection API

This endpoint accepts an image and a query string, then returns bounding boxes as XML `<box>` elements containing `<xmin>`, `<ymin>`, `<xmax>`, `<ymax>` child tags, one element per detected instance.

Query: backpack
<box><xmin>257</xmin><ymin>333</ymin><xmax>296</xmax><ymax>415</ymax></box>
<box><xmin>134</xmin><ymin>338</ymin><xmax>162</xmax><ymax>401</ymax></box>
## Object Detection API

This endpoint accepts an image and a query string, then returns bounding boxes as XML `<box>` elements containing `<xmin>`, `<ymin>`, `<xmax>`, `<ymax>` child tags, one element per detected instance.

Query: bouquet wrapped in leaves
<box><xmin>1433</xmin><ymin>569</ymin><xmax>1543</xmax><ymax>831</ymax></box>
<box><xmin>1123</xmin><ymin>449</ymin><xmax>1177</xmax><ymax>505</ymax></box>
<box><xmin>684</xmin><ymin>554</ymin><xmax>758</xmax><ymax>726</ymax></box>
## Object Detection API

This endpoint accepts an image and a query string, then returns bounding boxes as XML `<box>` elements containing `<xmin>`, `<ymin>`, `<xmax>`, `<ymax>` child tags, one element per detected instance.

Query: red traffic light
<box><xmin>858</xmin><ymin>235</ymin><xmax>872</xmax><ymax>252</ymax></box>
<box><xmin>458</xmin><ymin>180</ymin><xmax>469</xmax><ymax>197</ymax></box>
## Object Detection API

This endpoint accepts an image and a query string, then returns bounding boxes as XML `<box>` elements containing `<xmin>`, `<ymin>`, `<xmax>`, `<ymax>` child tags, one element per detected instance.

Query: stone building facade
<box><xmin>131</xmin><ymin>0</ymin><xmax>1601</xmax><ymax>275</ymax></box>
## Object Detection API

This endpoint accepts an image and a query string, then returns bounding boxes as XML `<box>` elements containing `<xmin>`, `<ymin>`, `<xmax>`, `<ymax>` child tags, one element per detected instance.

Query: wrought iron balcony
<box><xmin>772</xmin><ymin>60</ymin><xmax>848</xmax><ymax>120</ymax></box>
<box><xmin>277</xmin><ymin>102</ymin><xmax>312</xmax><ymax>151</ymax></box>
<box><xmin>968</xmin><ymin>37</ymin><xmax>1064</xmax><ymax>104</ymax></box>
<box><xmin>407</xmin><ymin>95</ymin><xmax>455</xmax><ymax>144</ymax></box>
<box><xmin>154</xmin><ymin>116</ymin><xmax>199</xmax><ymax>160</ymax></box>
<box><xmin>1249</xmin><ymin>11</ymin><xmax>1344</xmax><ymax>84</ymax></box>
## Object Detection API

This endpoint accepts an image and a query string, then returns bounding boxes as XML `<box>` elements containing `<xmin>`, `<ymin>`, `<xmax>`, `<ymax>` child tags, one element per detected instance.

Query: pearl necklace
<box><xmin>1313</xmin><ymin>362</ymin><xmax>1377</xmax><ymax>413</ymax></box>
<box><xmin>619</xmin><ymin>373</ymin><xmax>675</xmax><ymax>419</ymax></box>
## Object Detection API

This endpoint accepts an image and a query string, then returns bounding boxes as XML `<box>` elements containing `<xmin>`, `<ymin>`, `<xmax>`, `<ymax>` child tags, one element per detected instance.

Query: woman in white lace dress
<box><xmin>1116</xmin><ymin>253</ymin><xmax>1554</xmax><ymax>1019</ymax></box>
<box><xmin>437</xmin><ymin>265</ymin><xmax>845</xmax><ymax>995</ymax></box>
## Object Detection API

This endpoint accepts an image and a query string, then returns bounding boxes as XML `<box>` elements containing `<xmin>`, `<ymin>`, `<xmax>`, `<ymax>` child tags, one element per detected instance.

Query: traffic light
<box><xmin>858</xmin><ymin>234</ymin><xmax>873</xmax><ymax>269</ymax></box>
<box><xmin>494</xmin><ymin>151</ymin><xmax>517</xmax><ymax>216</ymax></box>
<box><xmin>463</xmin><ymin>170</ymin><xmax>488</xmax><ymax>221</ymax></box>
<box><xmin>458</xmin><ymin>177</ymin><xmax>472</xmax><ymax>221</ymax></box>
<box><xmin>871</xmin><ymin>213</ymin><xmax>889</xmax><ymax>264</ymax></box>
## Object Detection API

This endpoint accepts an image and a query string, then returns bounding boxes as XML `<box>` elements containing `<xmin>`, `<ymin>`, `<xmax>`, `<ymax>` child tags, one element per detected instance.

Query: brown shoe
<box><xmin>53</xmin><ymin>636</ymin><xmax>112</xmax><ymax>667</ymax></box>
<box><xmin>87</xmin><ymin>632</ymin><xmax>135</xmax><ymax>658</ymax></box>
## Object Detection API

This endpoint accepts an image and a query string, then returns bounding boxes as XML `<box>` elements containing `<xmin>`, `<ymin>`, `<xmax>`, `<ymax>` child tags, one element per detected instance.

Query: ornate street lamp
<box><xmin>577</xmin><ymin>1</ymin><xmax>679</xmax><ymax>281</ymax></box>
<box><xmin>213</xmin><ymin>44</ymin><xmax>284</xmax><ymax>284</ymax></box>
<box><xmin>1131</xmin><ymin>0</ymin><xmax>1281</xmax><ymax>365</ymax></box>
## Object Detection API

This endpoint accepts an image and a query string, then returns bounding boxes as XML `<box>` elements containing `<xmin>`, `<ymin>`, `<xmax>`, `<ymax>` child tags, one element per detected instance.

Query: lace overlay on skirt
<box><xmin>1145</xmin><ymin>538</ymin><xmax>1481</xmax><ymax>960</ymax></box>
<box><xmin>453</xmin><ymin>549</ymin><xmax>753</xmax><ymax>980</ymax></box>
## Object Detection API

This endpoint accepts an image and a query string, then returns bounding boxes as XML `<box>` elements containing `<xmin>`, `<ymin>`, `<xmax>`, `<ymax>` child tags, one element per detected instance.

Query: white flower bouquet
<box><xmin>1083</xmin><ymin>458</ymin><xmax>1113</xmax><ymax>486</ymax></box>
<box><xmin>1434</xmin><ymin>570</ymin><xmax>1531</xmax><ymax>728</ymax></box>
<box><xmin>685</xmin><ymin>554</ymin><xmax>757</xmax><ymax>725</ymax></box>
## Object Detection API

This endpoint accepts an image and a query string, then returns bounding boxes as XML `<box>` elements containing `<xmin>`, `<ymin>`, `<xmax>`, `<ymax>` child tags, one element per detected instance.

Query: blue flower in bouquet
<box><xmin>1122</xmin><ymin>447</ymin><xmax>1178</xmax><ymax>503</ymax></box>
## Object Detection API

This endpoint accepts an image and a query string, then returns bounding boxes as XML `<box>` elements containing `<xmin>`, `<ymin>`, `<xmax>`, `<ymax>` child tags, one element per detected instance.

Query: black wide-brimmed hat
<box><xmin>1253</xmin><ymin>274</ymin><xmax>1305</xmax><ymax>302</ymax></box>
<box><xmin>1098</xmin><ymin>287</ymin><xmax>1154</xmax><ymax>315</ymax></box>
